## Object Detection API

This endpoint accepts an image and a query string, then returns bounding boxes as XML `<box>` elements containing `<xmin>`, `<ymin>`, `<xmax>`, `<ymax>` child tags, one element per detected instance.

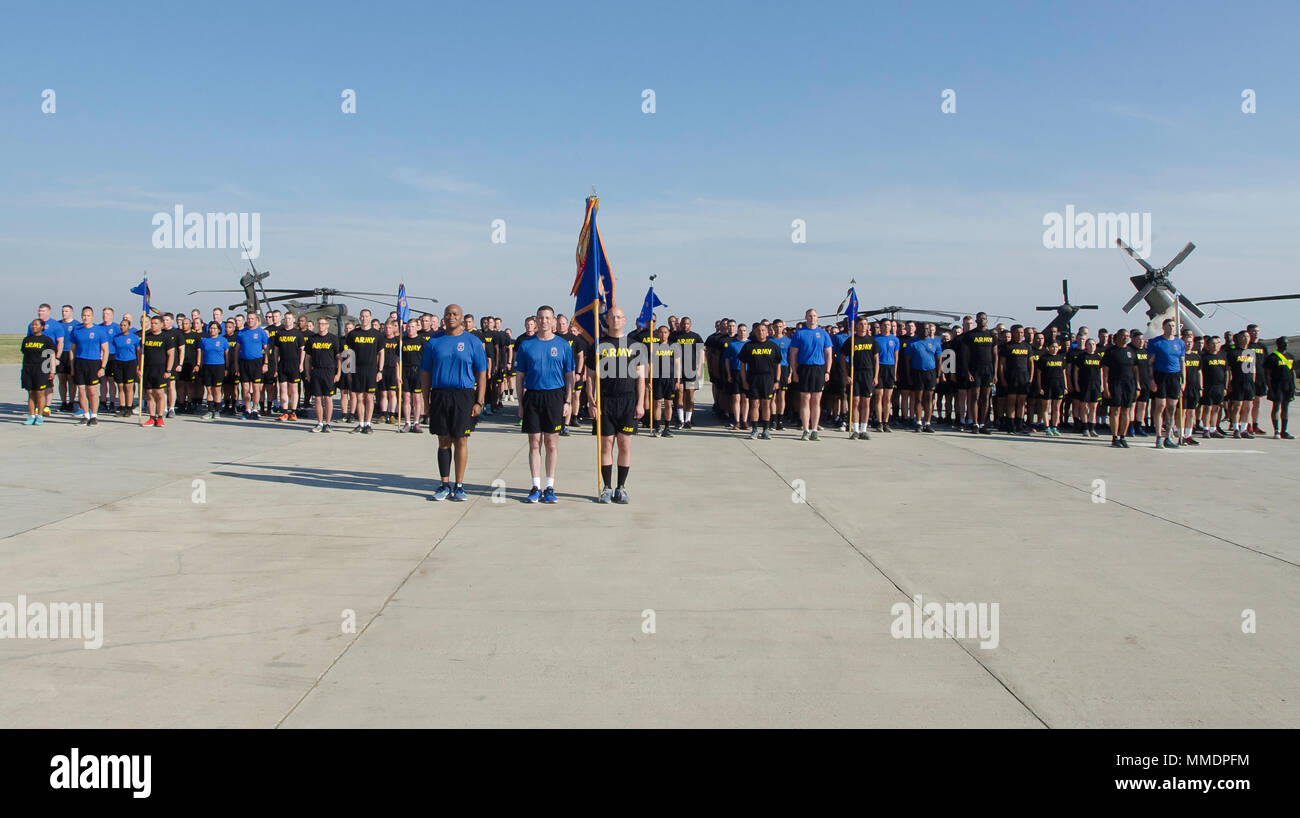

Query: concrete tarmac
<box><xmin>0</xmin><ymin>364</ymin><xmax>1295</xmax><ymax>728</ymax></box>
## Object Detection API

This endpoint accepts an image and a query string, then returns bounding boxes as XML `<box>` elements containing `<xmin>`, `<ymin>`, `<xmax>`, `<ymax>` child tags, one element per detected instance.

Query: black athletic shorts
<box><xmin>1200</xmin><ymin>384</ymin><xmax>1226</xmax><ymax>407</ymax></box>
<box><xmin>428</xmin><ymin>388</ymin><xmax>477</xmax><ymax>438</ymax></box>
<box><xmin>1108</xmin><ymin>379</ymin><xmax>1136</xmax><ymax>408</ymax></box>
<box><xmin>852</xmin><ymin>369</ymin><xmax>876</xmax><ymax>397</ymax></box>
<box><xmin>1182</xmin><ymin>385</ymin><xmax>1201</xmax><ymax>408</ymax></box>
<box><xmin>1153</xmin><ymin>372</ymin><xmax>1183</xmax><ymax>400</ymax></box>
<box><xmin>236</xmin><ymin>358</ymin><xmax>263</xmax><ymax>384</ymax></box>
<box><xmin>652</xmin><ymin>378</ymin><xmax>677</xmax><ymax>401</ymax></box>
<box><xmin>522</xmin><ymin>387</ymin><xmax>565</xmax><ymax>434</ymax></box>
<box><xmin>310</xmin><ymin>369</ymin><xmax>336</xmax><ymax>397</ymax></box>
<box><xmin>1229</xmin><ymin>378</ymin><xmax>1255</xmax><ymax>402</ymax></box>
<box><xmin>914</xmin><ymin>368</ymin><xmax>938</xmax><ymax>392</ymax></box>
<box><xmin>878</xmin><ymin>367</ymin><xmax>895</xmax><ymax>390</ymax></box>
<box><xmin>1003</xmin><ymin>373</ymin><xmax>1029</xmax><ymax>396</ymax></box>
<box><xmin>382</xmin><ymin>366</ymin><xmax>399</xmax><ymax>392</ymax></box>
<box><xmin>971</xmin><ymin>364</ymin><xmax>996</xmax><ymax>388</ymax></box>
<box><xmin>722</xmin><ymin>370</ymin><xmax>741</xmax><ymax>395</ymax></box>
<box><xmin>1078</xmin><ymin>383</ymin><xmax>1102</xmax><ymax>403</ymax></box>
<box><xmin>353</xmin><ymin>365</ymin><xmax>378</xmax><ymax>394</ymax></box>
<box><xmin>58</xmin><ymin>351</ymin><xmax>73</xmax><ymax>375</ymax></box>
<box><xmin>201</xmin><ymin>364</ymin><xmax>225</xmax><ymax>388</ymax></box>
<box><xmin>598</xmin><ymin>392</ymin><xmax>638</xmax><ymax>436</ymax></box>
<box><xmin>179</xmin><ymin>360</ymin><xmax>197</xmax><ymax>382</ymax></box>
<box><xmin>1268</xmin><ymin>383</ymin><xmax>1295</xmax><ymax>403</ymax></box>
<box><xmin>143</xmin><ymin>365</ymin><xmax>167</xmax><ymax>390</ymax></box>
<box><xmin>278</xmin><ymin>360</ymin><xmax>302</xmax><ymax>383</ymax></box>
<box><xmin>745</xmin><ymin>375</ymin><xmax>774</xmax><ymax>401</ymax></box>
<box><xmin>73</xmin><ymin>359</ymin><xmax>102</xmax><ymax>386</ymax></box>
<box><xmin>1042</xmin><ymin>379</ymin><xmax>1067</xmax><ymax>400</ymax></box>
<box><xmin>795</xmin><ymin>363</ymin><xmax>826</xmax><ymax>393</ymax></box>
<box><xmin>21</xmin><ymin>367</ymin><xmax>50</xmax><ymax>392</ymax></box>
<box><xmin>115</xmin><ymin>360</ymin><xmax>138</xmax><ymax>385</ymax></box>
<box><xmin>402</xmin><ymin>366</ymin><xmax>422</xmax><ymax>393</ymax></box>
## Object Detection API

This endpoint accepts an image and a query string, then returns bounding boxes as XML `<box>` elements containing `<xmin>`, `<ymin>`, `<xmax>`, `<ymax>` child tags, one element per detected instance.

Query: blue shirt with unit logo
<box><xmin>70</xmin><ymin>324</ymin><xmax>110</xmax><ymax>360</ymax></box>
<box><xmin>112</xmin><ymin>332</ymin><xmax>141</xmax><ymax>361</ymax></box>
<box><xmin>420</xmin><ymin>331</ymin><xmax>488</xmax><ymax>390</ymax></box>
<box><xmin>514</xmin><ymin>335</ymin><xmax>574</xmax><ymax>391</ymax></box>
<box><xmin>773</xmin><ymin>335</ymin><xmax>791</xmax><ymax>366</ymax></box>
<box><xmin>200</xmin><ymin>335</ymin><xmax>229</xmax><ymax>366</ymax></box>
<box><xmin>236</xmin><ymin>327</ymin><xmax>270</xmax><ymax>360</ymax></box>
<box><xmin>906</xmin><ymin>337</ymin><xmax>944</xmax><ymax>371</ymax></box>
<box><xmin>874</xmin><ymin>334</ymin><xmax>901</xmax><ymax>366</ymax></box>
<box><xmin>790</xmin><ymin>326</ymin><xmax>833</xmax><ymax>366</ymax></box>
<box><xmin>1147</xmin><ymin>336</ymin><xmax>1186</xmax><ymax>374</ymax></box>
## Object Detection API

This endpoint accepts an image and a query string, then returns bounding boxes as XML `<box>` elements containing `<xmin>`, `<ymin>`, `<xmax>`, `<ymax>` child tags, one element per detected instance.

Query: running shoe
<box><xmin>451</xmin><ymin>486</ymin><xmax>468</xmax><ymax>502</ymax></box>
<box><xmin>597</xmin><ymin>487</ymin><xmax>612</xmax><ymax>504</ymax></box>
<box><xmin>541</xmin><ymin>487</ymin><xmax>558</xmax><ymax>504</ymax></box>
<box><xmin>810</xmin><ymin>430</ymin><xmax>821</xmax><ymax>441</ymax></box>
<box><xmin>526</xmin><ymin>487</ymin><xmax>543</xmax><ymax>503</ymax></box>
<box><xmin>429</xmin><ymin>484</ymin><xmax>451</xmax><ymax>501</ymax></box>
<box><xmin>760</xmin><ymin>428</ymin><xmax>772</xmax><ymax>440</ymax></box>
<box><xmin>612</xmin><ymin>487</ymin><xmax>629</xmax><ymax>504</ymax></box>
<box><xmin>23</xmin><ymin>415</ymin><xmax>36</xmax><ymax>426</ymax></box>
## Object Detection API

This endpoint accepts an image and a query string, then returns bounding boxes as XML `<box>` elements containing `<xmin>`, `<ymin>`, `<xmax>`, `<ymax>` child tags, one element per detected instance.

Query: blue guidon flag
<box><xmin>397</xmin><ymin>284</ymin><xmax>410</xmax><ymax>325</ymax></box>
<box><xmin>570</xmin><ymin>195</ymin><xmax>614</xmax><ymax>344</ymax></box>
<box><xmin>837</xmin><ymin>285</ymin><xmax>859</xmax><ymax>323</ymax></box>
<box><xmin>129</xmin><ymin>277</ymin><xmax>160</xmax><ymax>317</ymax></box>
<box><xmin>637</xmin><ymin>286</ymin><xmax>665</xmax><ymax>329</ymax></box>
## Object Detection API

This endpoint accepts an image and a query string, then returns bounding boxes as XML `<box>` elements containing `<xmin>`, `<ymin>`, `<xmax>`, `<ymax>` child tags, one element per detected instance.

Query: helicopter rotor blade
<box><xmin>1116</xmin><ymin>238</ymin><xmax>1157</xmax><ymax>274</ymax></box>
<box><xmin>1162</xmin><ymin>242</ymin><xmax>1196</xmax><ymax>274</ymax></box>
<box><xmin>1196</xmin><ymin>294</ymin><xmax>1300</xmax><ymax>305</ymax></box>
<box><xmin>1123</xmin><ymin>282</ymin><xmax>1156</xmax><ymax>313</ymax></box>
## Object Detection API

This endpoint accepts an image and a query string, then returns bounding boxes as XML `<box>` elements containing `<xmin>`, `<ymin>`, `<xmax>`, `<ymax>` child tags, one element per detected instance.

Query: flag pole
<box><xmin>1173</xmin><ymin>283</ymin><xmax>1182</xmax><ymax>442</ymax></box>
<box><xmin>847</xmin><ymin>281</ymin><xmax>856</xmax><ymax>434</ymax></box>
<box><xmin>647</xmin><ymin>276</ymin><xmax>654</xmax><ymax>433</ymax></box>
<box><xmin>396</xmin><ymin>283</ymin><xmax>403</xmax><ymax>429</ymax></box>
<box><xmin>592</xmin><ymin>203</ymin><xmax>605</xmax><ymax>496</ymax></box>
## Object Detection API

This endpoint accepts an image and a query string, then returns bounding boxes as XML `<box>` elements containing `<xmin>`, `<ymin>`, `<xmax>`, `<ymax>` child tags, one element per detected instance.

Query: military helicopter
<box><xmin>1036</xmin><ymin>279</ymin><xmax>1098</xmax><ymax>336</ymax></box>
<box><xmin>189</xmin><ymin>255</ymin><xmax>438</xmax><ymax>336</ymax></box>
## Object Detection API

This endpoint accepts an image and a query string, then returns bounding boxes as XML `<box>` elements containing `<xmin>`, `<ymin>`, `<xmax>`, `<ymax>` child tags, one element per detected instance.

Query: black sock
<box><xmin>617</xmin><ymin>465</ymin><xmax>629</xmax><ymax>488</ymax></box>
<box><xmin>601</xmin><ymin>464</ymin><xmax>612</xmax><ymax>488</ymax></box>
<box><xmin>437</xmin><ymin>447</ymin><xmax>452</xmax><ymax>480</ymax></box>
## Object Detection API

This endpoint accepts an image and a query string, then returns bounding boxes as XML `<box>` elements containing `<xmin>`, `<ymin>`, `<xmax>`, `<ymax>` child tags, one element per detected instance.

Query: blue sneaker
<box><xmin>428</xmin><ymin>484</ymin><xmax>451</xmax><ymax>501</ymax></box>
<box><xmin>541</xmin><ymin>487</ymin><xmax>557</xmax><ymax>504</ymax></box>
<box><xmin>73</xmin><ymin>407</ymin><xmax>85</xmax><ymax>419</ymax></box>
<box><xmin>526</xmin><ymin>487</ymin><xmax>542</xmax><ymax>503</ymax></box>
<box><xmin>451</xmin><ymin>485</ymin><xmax>468</xmax><ymax>502</ymax></box>
<box><xmin>34</xmin><ymin>415</ymin><xmax>45</xmax><ymax>425</ymax></box>
<box><xmin>23</xmin><ymin>415</ymin><xmax>37</xmax><ymax>426</ymax></box>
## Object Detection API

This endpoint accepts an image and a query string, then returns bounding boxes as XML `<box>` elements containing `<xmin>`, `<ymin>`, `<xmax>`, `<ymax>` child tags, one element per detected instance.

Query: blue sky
<box><xmin>2</xmin><ymin>0</ymin><xmax>1297</xmax><ymax>336</ymax></box>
